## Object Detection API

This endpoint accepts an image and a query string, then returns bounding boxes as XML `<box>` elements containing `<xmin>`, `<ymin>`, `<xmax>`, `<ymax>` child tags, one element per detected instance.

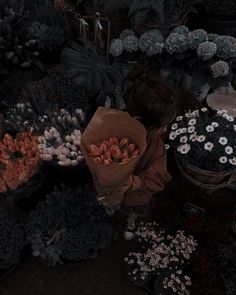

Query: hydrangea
<box><xmin>110</xmin><ymin>38</ymin><xmax>124</xmax><ymax>57</ymax></box>
<box><xmin>214</xmin><ymin>35</ymin><xmax>236</xmax><ymax>59</ymax></box>
<box><xmin>197</xmin><ymin>41</ymin><xmax>217</xmax><ymax>61</ymax></box>
<box><xmin>208</xmin><ymin>33</ymin><xmax>219</xmax><ymax>42</ymax></box>
<box><xmin>139</xmin><ymin>29</ymin><xmax>164</xmax><ymax>57</ymax></box>
<box><xmin>123</xmin><ymin>35</ymin><xmax>139</xmax><ymax>52</ymax></box>
<box><xmin>172</xmin><ymin>25</ymin><xmax>189</xmax><ymax>36</ymax></box>
<box><xmin>211</xmin><ymin>60</ymin><xmax>230</xmax><ymax>78</ymax></box>
<box><xmin>165</xmin><ymin>33</ymin><xmax>189</xmax><ymax>54</ymax></box>
<box><xmin>188</xmin><ymin>29</ymin><xmax>208</xmax><ymax>49</ymax></box>
<box><xmin>119</xmin><ymin>29</ymin><xmax>135</xmax><ymax>41</ymax></box>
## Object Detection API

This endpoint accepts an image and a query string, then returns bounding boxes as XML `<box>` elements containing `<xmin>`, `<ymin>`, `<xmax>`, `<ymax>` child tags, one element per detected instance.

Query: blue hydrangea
<box><xmin>165</xmin><ymin>33</ymin><xmax>189</xmax><ymax>54</ymax></box>
<box><xmin>139</xmin><ymin>29</ymin><xmax>164</xmax><ymax>57</ymax></box>
<box><xmin>188</xmin><ymin>29</ymin><xmax>208</xmax><ymax>49</ymax></box>
<box><xmin>210</xmin><ymin>60</ymin><xmax>230</xmax><ymax>78</ymax></box>
<box><xmin>123</xmin><ymin>35</ymin><xmax>139</xmax><ymax>52</ymax></box>
<box><xmin>110</xmin><ymin>38</ymin><xmax>124</xmax><ymax>57</ymax></box>
<box><xmin>172</xmin><ymin>25</ymin><xmax>189</xmax><ymax>36</ymax></box>
<box><xmin>119</xmin><ymin>29</ymin><xmax>135</xmax><ymax>41</ymax></box>
<box><xmin>214</xmin><ymin>35</ymin><xmax>236</xmax><ymax>59</ymax></box>
<box><xmin>197</xmin><ymin>41</ymin><xmax>217</xmax><ymax>61</ymax></box>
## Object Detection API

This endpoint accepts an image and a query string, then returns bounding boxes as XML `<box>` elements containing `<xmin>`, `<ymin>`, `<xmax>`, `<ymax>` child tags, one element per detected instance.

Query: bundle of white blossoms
<box><xmin>124</xmin><ymin>222</ymin><xmax>197</xmax><ymax>294</ymax></box>
<box><xmin>168</xmin><ymin>107</ymin><xmax>236</xmax><ymax>171</ymax></box>
<box><xmin>38</xmin><ymin>108</ymin><xmax>85</xmax><ymax>167</ymax></box>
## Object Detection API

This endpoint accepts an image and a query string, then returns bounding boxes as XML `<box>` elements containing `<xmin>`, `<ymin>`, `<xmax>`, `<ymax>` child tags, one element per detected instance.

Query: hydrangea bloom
<box><xmin>110</xmin><ymin>38</ymin><xmax>124</xmax><ymax>57</ymax></box>
<box><xmin>188</xmin><ymin>29</ymin><xmax>208</xmax><ymax>49</ymax></box>
<box><xmin>214</xmin><ymin>35</ymin><xmax>236</xmax><ymax>59</ymax></box>
<box><xmin>197</xmin><ymin>41</ymin><xmax>217</xmax><ymax>61</ymax></box>
<box><xmin>119</xmin><ymin>29</ymin><xmax>135</xmax><ymax>41</ymax></box>
<box><xmin>139</xmin><ymin>29</ymin><xmax>164</xmax><ymax>56</ymax></box>
<box><xmin>172</xmin><ymin>25</ymin><xmax>189</xmax><ymax>36</ymax></box>
<box><xmin>211</xmin><ymin>60</ymin><xmax>230</xmax><ymax>78</ymax></box>
<box><xmin>208</xmin><ymin>33</ymin><xmax>219</xmax><ymax>42</ymax></box>
<box><xmin>123</xmin><ymin>35</ymin><xmax>139</xmax><ymax>52</ymax></box>
<box><xmin>165</xmin><ymin>33</ymin><xmax>189</xmax><ymax>54</ymax></box>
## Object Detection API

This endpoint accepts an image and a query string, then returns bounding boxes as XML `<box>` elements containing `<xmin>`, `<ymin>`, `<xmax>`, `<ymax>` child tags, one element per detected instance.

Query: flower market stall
<box><xmin>0</xmin><ymin>1</ymin><xmax>236</xmax><ymax>295</ymax></box>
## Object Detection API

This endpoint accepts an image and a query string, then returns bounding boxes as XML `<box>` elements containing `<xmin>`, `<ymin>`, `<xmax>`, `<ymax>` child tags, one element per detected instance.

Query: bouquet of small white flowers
<box><xmin>168</xmin><ymin>107</ymin><xmax>236</xmax><ymax>171</ymax></box>
<box><xmin>38</xmin><ymin>108</ymin><xmax>85</xmax><ymax>167</ymax></box>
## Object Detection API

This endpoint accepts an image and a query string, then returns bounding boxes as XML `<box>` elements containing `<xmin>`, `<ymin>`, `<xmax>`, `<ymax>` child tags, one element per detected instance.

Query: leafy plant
<box><xmin>26</xmin><ymin>185</ymin><xmax>113</xmax><ymax>265</ymax></box>
<box><xmin>0</xmin><ymin>209</ymin><xmax>26</xmax><ymax>269</ymax></box>
<box><xmin>61</xmin><ymin>38</ymin><xmax>122</xmax><ymax>93</ymax></box>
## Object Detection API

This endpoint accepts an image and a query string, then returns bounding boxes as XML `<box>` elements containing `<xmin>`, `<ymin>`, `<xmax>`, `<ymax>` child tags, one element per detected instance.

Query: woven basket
<box><xmin>176</xmin><ymin>158</ymin><xmax>236</xmax><ymax>194</ymax></box>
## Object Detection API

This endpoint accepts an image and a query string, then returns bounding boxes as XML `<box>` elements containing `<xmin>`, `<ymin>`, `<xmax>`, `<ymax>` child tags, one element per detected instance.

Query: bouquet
<box><xmin>168</xmin><ymin>107</ymin><xmax>236</xmax><ymax>171</ymax></box>
<box><xmin>88</xmin><ymin>136</ymin><xmax>139</xmax><ymax>165</ymax></box>
<box><xmin>38</xmin><ymin>108</ymin><xmax>85</xmax><ymax>167</ymax></box>
<box><xmin>0</xmin><ymin>132</ymin><xmax>40</xmax><ymax>193</ymax></box>
<box><xmin>80</xmin><ymin>107</ymin><xmax>146</xmax><ymax>200</ymax></box>
<box><xmin>124</xmin><ymin>222</ymin><xmax>197</xmax><ymax>294</ymax></box>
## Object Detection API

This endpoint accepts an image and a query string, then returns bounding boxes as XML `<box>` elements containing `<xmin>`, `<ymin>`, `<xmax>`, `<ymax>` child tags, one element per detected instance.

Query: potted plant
<box><xmin>124</xmin><ymin>222</ymin><xmax>197</xmax><ymax>294</ymax></box>
<box><xmin>26</xmin><ymin>184</ymin><xmax>113</xmax><ymax>265</ymax></box>
<box><xmin>168</xmin><ymin>107</ymin><xmax>236</xmax><ymax>193</ymax></box>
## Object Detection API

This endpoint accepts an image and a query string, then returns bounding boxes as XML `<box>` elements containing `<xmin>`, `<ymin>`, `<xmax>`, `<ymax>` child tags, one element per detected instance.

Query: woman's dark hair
<box><xmin>123</xmin><ymin>70</ymin><xmax>177</xmax><ymax>129</ymax></box>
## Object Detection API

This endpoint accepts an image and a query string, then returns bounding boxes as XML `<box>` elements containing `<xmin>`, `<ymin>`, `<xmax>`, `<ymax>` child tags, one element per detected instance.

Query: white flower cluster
<box><xmin>168</xmin><ymin>108</ymin><xmax>236</xmax><ymax>170</ymax></box>
<box><xmin>162</xmin><ymin>270</ymin><xmax>191</xmax><ymax>295</ymax></box>
<box><xmin>38</xmin><ymin>108</ymin><xmax>85</xmax><ymax>167</ymax></box>
<box><xmin>124</xmin><ymin>222</ymin><xmax>197</xmax><ymax>290</ymax></box>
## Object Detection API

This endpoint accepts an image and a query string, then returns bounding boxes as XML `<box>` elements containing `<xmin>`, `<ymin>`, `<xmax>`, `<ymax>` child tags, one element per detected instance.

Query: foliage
<box><xmin>26</xmin><ymin>185</ymin><xmax>113</xmax><ymax>265</ymax></box>
<box><xmin>168</xmin><ymin>107</ymin><xmax>236</xmax><ymax>171</ymax></box>
<box><xmin>0</xmin><ymin>209</ymin><xmax>25</xmax><ymax>269</ymax></box>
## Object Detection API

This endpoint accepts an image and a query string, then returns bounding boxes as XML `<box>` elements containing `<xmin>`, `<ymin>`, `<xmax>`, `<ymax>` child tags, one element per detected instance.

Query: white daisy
<box><xmin>188</xmin><ymin>126</ymin><xmax>195</xmax><ymax>133</ymax></box>
<box><xmin>180</xmin><ymin>128</ymin><xmax>187</xmax><ymax>134</ymax></box>
<box><xmin>192</xmin><ymin>110</ymin><xmax>199</xmax><ymax>116</ymax></box>
<box><xmin>227</xmin><ymin>115</ymin><xmax>234</xmax><ymax>122</ymax></box>
<box><xmin>219</xmin><ymin>156</ymin><xmax>227</xmax><ymax>164</ymax></box>
<box><xmin>219</xmin><ymin>137</ymin><xmax>228</xmax><ymax>145</ymax></box>
<box><xmin>180</xmin><ymin>136</ymin><xmax>188</xmax><ymax>143</ymax></box>
<box><xmin>188</xmin><ymin>118</ymin><xmax>197</xmax><ymax>126</ymax></box>
<box><xmin>211</xmin><ymin>122</ymin><xmax>219</xmax><ymax>128</ymax></box>
<box><xmin>217</xmin><ymin>109</ymin><xmax>228</xmax><ymax>115</ymax></box>
<box><xmin>177</xmin><ymin>144</ymin><xmax>191</xmax><ymax>154</ymax></box>
<box><xmin>205</xmin><ymin>125</ymin><xmax>214</xmax><ymax>132</ymax></box>
<box><xmin>204</xmin><ymin>142</ymin><xmax>214</xmax><ymax>151</ymax></box>
<box><xmin>229</xmin><ymin>157</ymin><xmax>236</xmax><ymax>165</ymax></box>
<box><xmin>201</xmin><ymin>107</ymin><xmax>208</xmax><ymax>112</ymax></box>
<box><xmin>176</xmin><ymin>116</ymin><xmax>183</xmax><ymax>121</ymax></box>
<box><xmin>197</xmin><ymin>135</ymin><xmax>206</xmax><ymax>142</ymax></box>
<box><xmin>175</xmin><ymin>129</ymin><xmax>182</xmax><ymax>135</ymax></box>
<box><xmin>171</xmin><ymin>123</ymin><xmax>178</xmax><ymax>130</ymax></box>
<box><xmin>225</xmin><ymin>146</ymin><xmax>233</xmax><ymax>155</ymax></box>
<box><xmin>190</xmin><ymin>133</ymin><xmax>198</xmax><ymax>142</ymax></box>
<box><xmin>169</xmin><ymin>131</ymin><xmax>177</xmax><ymax>140</ymax></box>
<box><xmin>165</xmin><ymin>144</ymin><xmax>170</xmax><ymax>150</ymax></box>
<box><xmin>185</xmin><ymin>112</ymin><xmax>193</xmax><ymax>118</ymax></box>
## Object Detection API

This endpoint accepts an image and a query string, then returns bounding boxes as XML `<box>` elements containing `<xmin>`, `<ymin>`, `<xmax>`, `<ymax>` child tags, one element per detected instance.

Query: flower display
<box><xmin>197</xmin><ymin>42</ymin><xmax>217</xmax><ymax>61</ymax></box>
<box><xmin>110</xmin><ymin>39</ymin><xmax>124</xmax><ymax>57</ymax></box>
<box><xmin>168</xmin><ymin>108</ymin><xmax>236</xmax><ymax>171</ymax></box>
<box><xmin>124</xmin><ymin>222</ymin><xmax>197</xmax><ymax>293</ymax></box>
<box><xmin>119</xmin><ymin>29</ymin><xmax>135</xmax><ymax>41</ymax></box>
<box><xmin>210</xmin><ymin>61</ymin><xmax>230</xmax><ymax>78</ymax></box>
<box><xmin>188</xmin><ymin>29</ymin><xmax>208</xmax><ymax>50</ymax></box>
<box><xmin>214</xmin><ymin>35</ymin><xmax>236</xmax><ymax>59</ymax></box>
<box><xmin>0</xmin><ymin>132</ymin><xmax>40</xmax><ymax>193</ymax></box>
<box><xmin>122</xmin><ymin>35</ymin><xmax>139</xmax><ymax>52</ymax></box>
<box><xmin>172</xmin><ymin>25</ymin><xmax>189</xmax><ymax>36</ymax></box>
<box><xmin>164</xmin><ymin>33</ymin><xmax>189</xmax><ymax>54</ymax></box>
<box><xmin>88</xmin><ymin>137</ymin><xmax>139</xmax><ymax>165</ymax></box>
<box><xmin>38</xmin><ymin>108</ymin><xmax>85</xmax><ymax>167</ymax></box>
<box><xmin>139</xmin><ymin>29</ymin><xmax>164</xmax><ymax>57</ymax></box>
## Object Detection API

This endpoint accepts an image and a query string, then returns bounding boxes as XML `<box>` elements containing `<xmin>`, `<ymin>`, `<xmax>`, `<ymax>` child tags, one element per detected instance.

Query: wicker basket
<box><xmin>176</xmin><ymin>158</ymin><xmax>236</xmax><ymax>194</ymax></box>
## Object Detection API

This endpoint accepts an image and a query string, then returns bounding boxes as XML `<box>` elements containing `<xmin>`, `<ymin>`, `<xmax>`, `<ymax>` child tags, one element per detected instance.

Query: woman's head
<box><xmin>124</xmin><ymin>71</ymin><xmax>177</xmax><ymax>130</ymax></box>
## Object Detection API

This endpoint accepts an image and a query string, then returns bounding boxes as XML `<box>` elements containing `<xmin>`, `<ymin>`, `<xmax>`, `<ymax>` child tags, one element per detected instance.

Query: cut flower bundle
<box><xmin>88</xmin><ymin>137</ymin><xmax>139</xmax><ymax>165</ymax></box>
<box><xmin>0</xmin><ymin>132</ymin><xmax>40</xmax><ymax>193</ymax></box>
<box><xmin>168</xmin><ymin>108</ymin><xmax>236</xmax><ymax>171</ymax></box>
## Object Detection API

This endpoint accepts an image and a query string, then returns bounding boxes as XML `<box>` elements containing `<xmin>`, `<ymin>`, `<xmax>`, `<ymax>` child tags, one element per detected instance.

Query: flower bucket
<box><xmin>176</xmin><ymin>158</ymin><xmax>236</xmax><ymax>194</ymax></box>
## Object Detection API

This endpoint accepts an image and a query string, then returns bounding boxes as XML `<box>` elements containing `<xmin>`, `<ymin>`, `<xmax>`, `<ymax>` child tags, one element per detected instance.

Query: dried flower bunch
<box><xmin>26</xmin><ymin>185</ymin><xmax>113</xmax><ymax>265</ymax></box>
<box><xmin>0</xmin><ymin>132</ymin><xmax>40</xmax><ymax>193</ymax></box>
<box><xmin>0</xmin><ymin>209</ymin><xmax>25</xmax><ymax>269</ymax></box>
<box><xmin>168</xmin><ymin>107</ymin><xmax>236</xmax><ymax>171</ymax></box>
<box><xmin>124</xmin><ymin>222</ymin><xmax>197</xmax><ymax>294</ymax></box>
<box><xmin>88</xmin><ymin>136</ymin><xmax>139</xmax><ymax>165</ymax></box>
<box><xmin>38</xmin><ymin>108</ymin><xmax>85</xmax><ymax>167</ymax></box>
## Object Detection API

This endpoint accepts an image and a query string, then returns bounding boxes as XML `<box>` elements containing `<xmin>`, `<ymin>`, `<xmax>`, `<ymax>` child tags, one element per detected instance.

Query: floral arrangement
<box><xmin>0</xmin><ymin>209</ymin><xmax>25</xmax><ymax>269</ymax></box>
<box><xmin>38</xmin><ymin>108</ymin><xmax>85</xmax><ymax>167</ymax></box>
<box><xmin>26</xmin><ymin>185</ymin><xmax>113</xmax><ymax>265</ymax></box>
<box><xmin>124</xmin><ymin>222</ymin><xmax>197</xmax><ymax>294</ymax></box>
<box><xmin>0</xmin><ymin>132</ymin><xmax>40</xmax><ymax>193</ymax></box>
<box><xmin>89</xmin><ymin>137</ymin><xmax>139</xmax><ymax>164</ymax></box>
<box><xmin>168</xmin><ymin>107</ymin><xmax>236</xmax><ymax>171</ymax></box>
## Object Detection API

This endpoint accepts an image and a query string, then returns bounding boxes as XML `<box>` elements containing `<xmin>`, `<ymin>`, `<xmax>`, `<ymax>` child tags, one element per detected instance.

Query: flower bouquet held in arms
<box><xmin>168</xmin><ymin>107</ymin><xmax>236</xmax><ymax>193</ymax></box>
<box><xmin>0</xmin><ymin>132</ymin><xmax>42</xmax><ymax>204</ymax></box>
<box><xmin>80</xmin><ymin>107</ymin><xmax>147</xmax><ymax>206</ymax></box>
